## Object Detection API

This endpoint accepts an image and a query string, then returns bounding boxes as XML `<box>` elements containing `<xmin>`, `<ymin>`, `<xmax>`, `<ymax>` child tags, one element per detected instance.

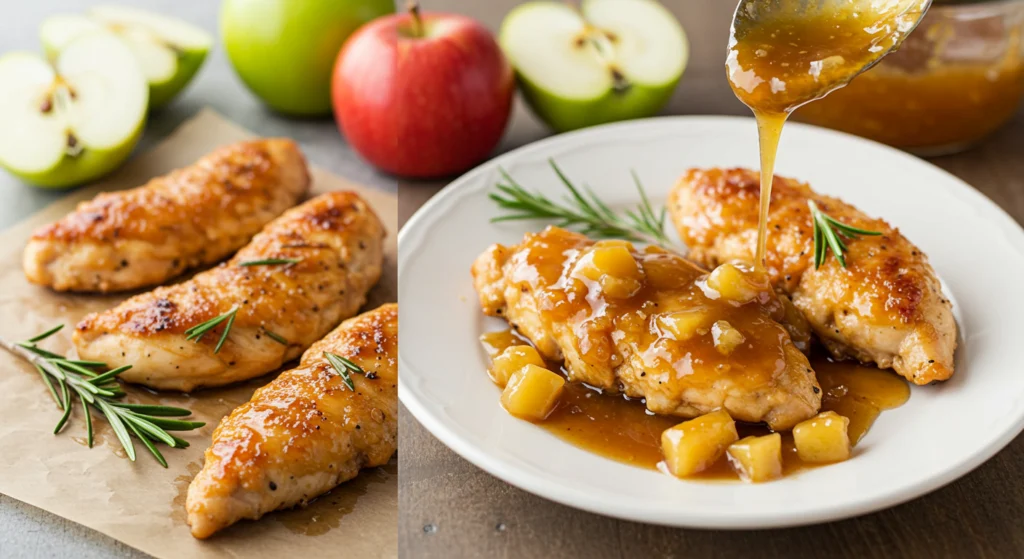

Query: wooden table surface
<box><xmin>398</xmin><ymin>1</ymin><xmax>1024</xmax><ymax>557</ymax></box>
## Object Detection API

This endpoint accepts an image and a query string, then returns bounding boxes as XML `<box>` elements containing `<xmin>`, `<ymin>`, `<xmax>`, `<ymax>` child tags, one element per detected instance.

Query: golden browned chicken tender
<box><xmin>24</xmin><ymin>139</ymin><xmax>310</xmax><ymax>293</ymax></box>
<box><xmin>186</xmin><ymin>304</ymin><xmax>397</xmax><ymax>539</ymax></box>
<box><xmin>472</xmin><ymin>226</ymin><xmax>820</xmax><ymax>431</ymax></box>
<box><xmin>669</xmin><ymin>168</ymin><xmax>956</xmax><ymax>385</ymax></box>
<box><xmin>73</xmin><ymin>192</ymin><xmax>384</xmax><ymax>391</ymax></box>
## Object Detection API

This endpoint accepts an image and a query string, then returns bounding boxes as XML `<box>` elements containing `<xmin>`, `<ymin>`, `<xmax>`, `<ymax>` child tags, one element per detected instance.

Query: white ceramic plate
<box><xmin>398</xmin><ymin>116</ymin><xmax>1024</xmax><ymax>528</ymax></box>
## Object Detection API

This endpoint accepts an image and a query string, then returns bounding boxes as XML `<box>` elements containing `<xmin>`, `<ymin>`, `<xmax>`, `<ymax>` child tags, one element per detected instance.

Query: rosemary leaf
<box><xmin>215</xmin><ymin>310</ymin><xmax>237</xmax><ymax>353</ymax></box>
<box><xmin>80</xmin><ymin>393</ymin><xmax>93</xmax><ymax>448</ymax></box>
<box><xmin>19</xmin><ymin>343</ymin><xmax>63</xmax><ymax>360</ymax></box>
<box><xmin>27</xmin><ymin>324</ymin><xmax>63</xmax><ymax>343</ymax></box>
<box><xmin>96</xmin><ymin>399</ymin><xmax>136</xmax><ymax>462</ymax></box>
<box><xmin>34</xmin><ymin>363</ymin><xmax>61</xmax><ymax>407</ymax></box>
<box><xmin>239</xmin><ymin>258</ymin><xmax>301</xmax><ymax>267</ymax></box>
<box><xmin>325</xmin><ymin>352</ymin><xmax>362</xmax><ymax>390</ymax></box>
<box><xmin>135</xmin><ymin>415</ymin><xmax>206</xmax><ymax>431</ymax></box>
<box><xmin>122</xmin><ymin>418</ymin><xmax>166</xmax><ymax>468</ymax></box>
<box><xmin>264</xmin><ymin>330</ymin><xmax>289</xmax><ymax>346</ymax></box>
<box><xmin>110</xmin><ymin>403</ymin><xmax>193</xmax><ymax>416</ymax></box>
<box><xmin>53</xmin><ymin>382</ymin><xmax>72</xmax><ymax>434</ymax></box>
<box><xmin>809</xmin><ymin>201</ymin><xmax>882</xmax><ymax>269</ymax></box>
<box><xmin>87</xmin><ymin>364</ymin><xmax>132</xmax><ymax>385</ymax></box>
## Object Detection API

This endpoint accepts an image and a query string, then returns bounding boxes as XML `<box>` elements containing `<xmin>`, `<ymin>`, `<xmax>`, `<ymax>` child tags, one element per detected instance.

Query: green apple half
<box><xmin>0</xmin><ymin>32</ymin><xmax>148</xmax><ymax>189</ymax></box>
<box><xmin>41</xmin><ymin>5</ymin><xmax>212</xmax><ymax>109</ymax></box>
<box><xmin>500</xmin><ymin>0</ymin><xmax>689</xmax><ymax>132</ymax></box>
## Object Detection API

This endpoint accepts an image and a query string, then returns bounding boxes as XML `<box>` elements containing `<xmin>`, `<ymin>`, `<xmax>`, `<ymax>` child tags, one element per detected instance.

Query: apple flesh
<box><xmin>221</xmin><ymin>0</ymin><xmax>394</xmax><ymax>117</ymax></box>
<box><xmin>500</xmin><ymin>0</ymin><xmax>688</xmax><ymax>132</ymax></box>
<box><xmin>0</xmin><ymin>33</ymin><xmax>148</xmax><ymax>188</ymax></box>
<box><xmin>332</xmin><ymin>10</ymin><xmax>514</xmax><ymax>178</ymax></box>
<box><xmin>40</xmin><ymin>5</ymin><xmax>212</xmax><ymax>109</ymax></box>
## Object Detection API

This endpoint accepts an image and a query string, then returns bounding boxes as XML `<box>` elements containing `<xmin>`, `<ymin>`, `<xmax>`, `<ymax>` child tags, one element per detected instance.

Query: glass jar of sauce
<box><xmin>795</xmin><ymin>0</ymin><xmax>1024</xmax><ymax>156</ymax></box>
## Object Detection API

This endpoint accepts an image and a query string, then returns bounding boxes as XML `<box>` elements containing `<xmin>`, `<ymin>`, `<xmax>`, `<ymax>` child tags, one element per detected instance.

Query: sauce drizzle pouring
<box><xmin>726</xmin><ymin>0</ymin><xmax>929</xmax><ymax>268</ymax></box>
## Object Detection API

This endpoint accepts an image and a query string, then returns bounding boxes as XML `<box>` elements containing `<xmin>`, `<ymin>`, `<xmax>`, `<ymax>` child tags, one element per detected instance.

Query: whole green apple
<box><xmin>0</xmin><ymin>33</ymin><xmax>148</xmax><ymax>189</ymax></box>
<box><xmin>500</xmin><ymin>0</ymin><xmax>689</xmax><ymax>132</ymax></box>
<box><xmin>221</xmin><ymin>0</ymin><xmax>394</xmax><ymax>116</ymax></box>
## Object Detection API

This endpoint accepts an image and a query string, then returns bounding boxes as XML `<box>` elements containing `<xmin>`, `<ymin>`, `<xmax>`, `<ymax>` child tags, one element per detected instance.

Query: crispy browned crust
<box><xmin>23</xmin><ymin>139</ymin><xmax>310</xmax><ymax>292</ymax></box>
<box><xmin>72</xmin><ymin>191</ymin><xmax>385</xmax><ymax>391</ymax></box>
<box><xmin>186</xmin><ymin>304</ymin><xmax>397</xmax><ymax>539</ymax></box>
<box><xmin>669</xmin><ymin>168</ymin><xmax>955</xmax><ymax>384</ymax></box>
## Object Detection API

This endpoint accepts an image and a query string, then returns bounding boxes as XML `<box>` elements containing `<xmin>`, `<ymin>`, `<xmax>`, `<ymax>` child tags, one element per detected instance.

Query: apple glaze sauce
<box><xmin>482</xmin><ymin>329</ymin><xmax>909</xmax><ymax>481</ymax></box>
<box><xmin>479</xmin><ymin>229</ymin><xmax>909</xmax><ymax>483</ymax></box>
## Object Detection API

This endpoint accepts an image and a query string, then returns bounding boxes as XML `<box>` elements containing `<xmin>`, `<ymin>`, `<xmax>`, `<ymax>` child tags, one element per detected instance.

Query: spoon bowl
<box><xmin>728</xmin><ymin>0</ymin><xmax>933</xmax><ymax>113</ymax></box>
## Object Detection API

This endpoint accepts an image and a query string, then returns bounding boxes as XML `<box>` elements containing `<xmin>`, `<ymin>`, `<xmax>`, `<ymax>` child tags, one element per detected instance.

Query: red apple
<box><xmin>332</xmin><ymin>5</ymin><xmax>514</xmax><ymax>179</ymax></box>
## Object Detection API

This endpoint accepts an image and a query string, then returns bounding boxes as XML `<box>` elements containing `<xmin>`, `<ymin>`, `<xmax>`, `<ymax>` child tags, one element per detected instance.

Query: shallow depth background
<box><xmin>0</xmin><ymin>2</ymin><xmax>395</xmax><ymax>557</ymax></box>
<box><xmin>397</xmin><ymin>0</ymin><xmax>1024</xmax><ymax>558</ymax></box>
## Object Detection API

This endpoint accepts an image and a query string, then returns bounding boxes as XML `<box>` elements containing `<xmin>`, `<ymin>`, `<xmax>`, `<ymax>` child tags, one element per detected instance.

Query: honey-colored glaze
<box><xmin>727</xmin><ymin>6</ymin><xmax>920</xmax><ymax>268</ymax></box>
<box><xmin>484</xmin><ymin>330</ymin><xmax>908</xmax><ymax>481</ymax></box>
<box><xmin>474</xmin><ymin>227</ymin><xmax>820</xmax><ymax>430</ymax></box>
<box><xmin>796</xmin><ymin>45</ymin><xmax>1024</xmax><ymax>151</ymax></box>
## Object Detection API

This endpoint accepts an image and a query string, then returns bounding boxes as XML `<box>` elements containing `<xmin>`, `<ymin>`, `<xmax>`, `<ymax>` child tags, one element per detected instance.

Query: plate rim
<box><xmin>398</xmin><ymin>114</ymin><xmax>1024</xmax><ymax>528</ymax></box>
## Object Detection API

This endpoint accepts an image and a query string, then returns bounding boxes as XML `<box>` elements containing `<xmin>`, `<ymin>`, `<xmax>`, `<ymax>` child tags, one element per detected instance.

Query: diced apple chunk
<box><xmin>657</xmin><ymin>309</ymin><xmax>709</xmax><ymax>341</ymax></box>
<box><xmin>490</xmin><ymin>345</ymin><xmax>545</xmax><ymax>387</ymax></box>
<box><xmin>711</xmin><ymin>320</ymin><xmax>745</xmax><ymax>355</ymax></box>
<box><xmin>501</xmin><ymin>364</ymin><xmax>565</xmax><ymax>421</ymax></box>
<box><xmin>479</xmin><ymin>330</ymin><xmax>522</xmax><ymax>359</ymax></box>
<box><xmin>727</xmin><ymin>433</ymin><xmax>783</xmax><ymax>482</ymax></box>
<box><xmin>660</xmin><ymin>410</ymin><xmax>738</xmax><ymax>477</ymax></box>
<box><xmin>572</xmin><ymin>244</ymin><xmax>643</xmax><ymax>298</ymax></box>
<box><xmin>793</xmin><ymin>411</ymin><xmax>851</xmax><ymax>463</ymax></box>
<box><xmin>706</xmin><ymin>263</ymin><xmax>764</xmax><ymax>303</ymax></box>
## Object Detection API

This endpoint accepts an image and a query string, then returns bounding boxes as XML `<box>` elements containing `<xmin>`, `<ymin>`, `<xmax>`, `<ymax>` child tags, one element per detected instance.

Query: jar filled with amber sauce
<box><xmin>795</xmin><ymin>0</ymin><xmax>1024</xmax><ymax>155</ymax></box>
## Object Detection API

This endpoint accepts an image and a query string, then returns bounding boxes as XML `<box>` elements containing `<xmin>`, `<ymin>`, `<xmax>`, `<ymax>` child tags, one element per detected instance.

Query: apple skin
<box><xmin>149</xmin><ymin>47</ymin><xmax>208</xmax><ymax>109</ymax></box>
<box><xmin>518</xmin><ymin>77</ymin><xmax>679</xmax><ymax>133</ymax></box>
<box><xmin>332</xmin><ymin>12</ymin><xmax>514</xmax><ymax>178</ymax></box>
<box><xmin>3</xmin><ymin>119</ymin><xmax>144</xmax><ymax>189</ymax></box>
<box><xmin>221</xmin><ymin>0</ymin><xmax>394</xmax><ymax>117</ymax></box>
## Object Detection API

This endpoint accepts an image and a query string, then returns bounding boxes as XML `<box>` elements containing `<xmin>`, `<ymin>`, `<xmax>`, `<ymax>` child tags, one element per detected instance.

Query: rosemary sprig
<box><xmin>239</xmin><ymin>258</ymin><xmax>301</xmax><ymax>267</ymax></box>
<box><xmin>264</xmin><ymin>329</ymin><xmax>289</xmax><ymax>346</ymax></box>
<box><xmin>0</xmin><ymin>325</ymin><xmax>205</xmax><ymax>467</ymax></box>
<box><xmin>184</xmin><ymin>307</ymin><xmax>238</xmax><ymax>353</ymax></box>
<box><xmin>809</xmin><ymin>201</ymin><xmax>882</xmax><ymax>269</ymax></box>
<box><xmin>325</xmin><ymin>352</ymin><xmax>363</xmax><ymax>391</ymax></box>
<box><xmin>490</xmin><ymin>159</ymin><xmax>678</xmax><ymax>249</ymax></box>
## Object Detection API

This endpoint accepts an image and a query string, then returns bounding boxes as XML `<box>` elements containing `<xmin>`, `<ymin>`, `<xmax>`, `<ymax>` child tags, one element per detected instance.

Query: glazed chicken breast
<box><xmin>472</xmin><ymin>227</ymin><xmax>820</xmax><ymax>431</ymax></box>
<box><xmin>186</xmin><ymin>304</ymin><xmax>397</xmax><ymax>539</ymax></box>
<box><xmin>73</xmin><ymin>191</ymin><xmax>384</xmax><ymax>391</ymax></box>
<box><xmin>669</xmin><ymin>168</ymin><xmax>956</xmax><ymax>385</ymax></box>
<box><xmin>24</xmin><ymin>139</ymin><xmax>310</xmax><ymax>293</ymax></box>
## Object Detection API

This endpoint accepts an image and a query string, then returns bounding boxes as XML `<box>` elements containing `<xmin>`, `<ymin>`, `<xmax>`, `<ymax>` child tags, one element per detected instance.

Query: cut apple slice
<box><xmin>499</xmin><ymin>0</ymin><xmax>688</xmax><ymax>132</ymax></box>
<box><xmin>0</xmin><ymin>32</ymin><xmax>147</xmax><ymax>188</ymax></box>
<box><xmin>41</xmin><ymin>5</ymin><xmax>212</xmax><ymax>108</ymax></box>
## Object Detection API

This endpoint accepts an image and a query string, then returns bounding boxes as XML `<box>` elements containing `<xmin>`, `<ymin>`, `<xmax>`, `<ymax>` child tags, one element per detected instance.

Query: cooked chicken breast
<box><xmin>472</xmin><ymin>227</ymin><xmax>820</xmax><ymax>430</ymax></box>
<box><xmin>186</xmin><ymin>303</ymin><xmax>397</xmax><ymax>539</ymax></box>
<box><xmin>73</xmin><ymin>192</ymin><xmax>384</xmax><ymax>391</ymax></box>
<box><xmin>24</xmin><ymin>139</ymin><xmax>310</xmax><ymax>293</ymax></box>
<box><xmin>669</xmin><ymin>168</ymin><xmax>956</xmax><ymax>385</ymax></box>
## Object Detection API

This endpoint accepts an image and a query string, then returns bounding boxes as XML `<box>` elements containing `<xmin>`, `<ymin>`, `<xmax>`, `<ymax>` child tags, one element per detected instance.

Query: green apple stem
<box><xmin>407</xmin><ymin>1</ymin><xmax>425</xmax><ymax>38</ymax></box>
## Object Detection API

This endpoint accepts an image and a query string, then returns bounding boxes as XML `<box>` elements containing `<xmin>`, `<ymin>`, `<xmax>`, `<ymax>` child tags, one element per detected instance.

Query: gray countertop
<box><xmin>0</xmin><ymin>1</ymin><xmax>394</xmax><ymax>557</ymax></box>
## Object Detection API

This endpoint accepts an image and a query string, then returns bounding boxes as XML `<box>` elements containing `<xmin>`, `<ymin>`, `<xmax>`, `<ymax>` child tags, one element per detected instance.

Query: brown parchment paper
<box><xmin>0</xmin><ymin>109</ymin><xmax>397</xmax><ymax>558</ymax></box>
